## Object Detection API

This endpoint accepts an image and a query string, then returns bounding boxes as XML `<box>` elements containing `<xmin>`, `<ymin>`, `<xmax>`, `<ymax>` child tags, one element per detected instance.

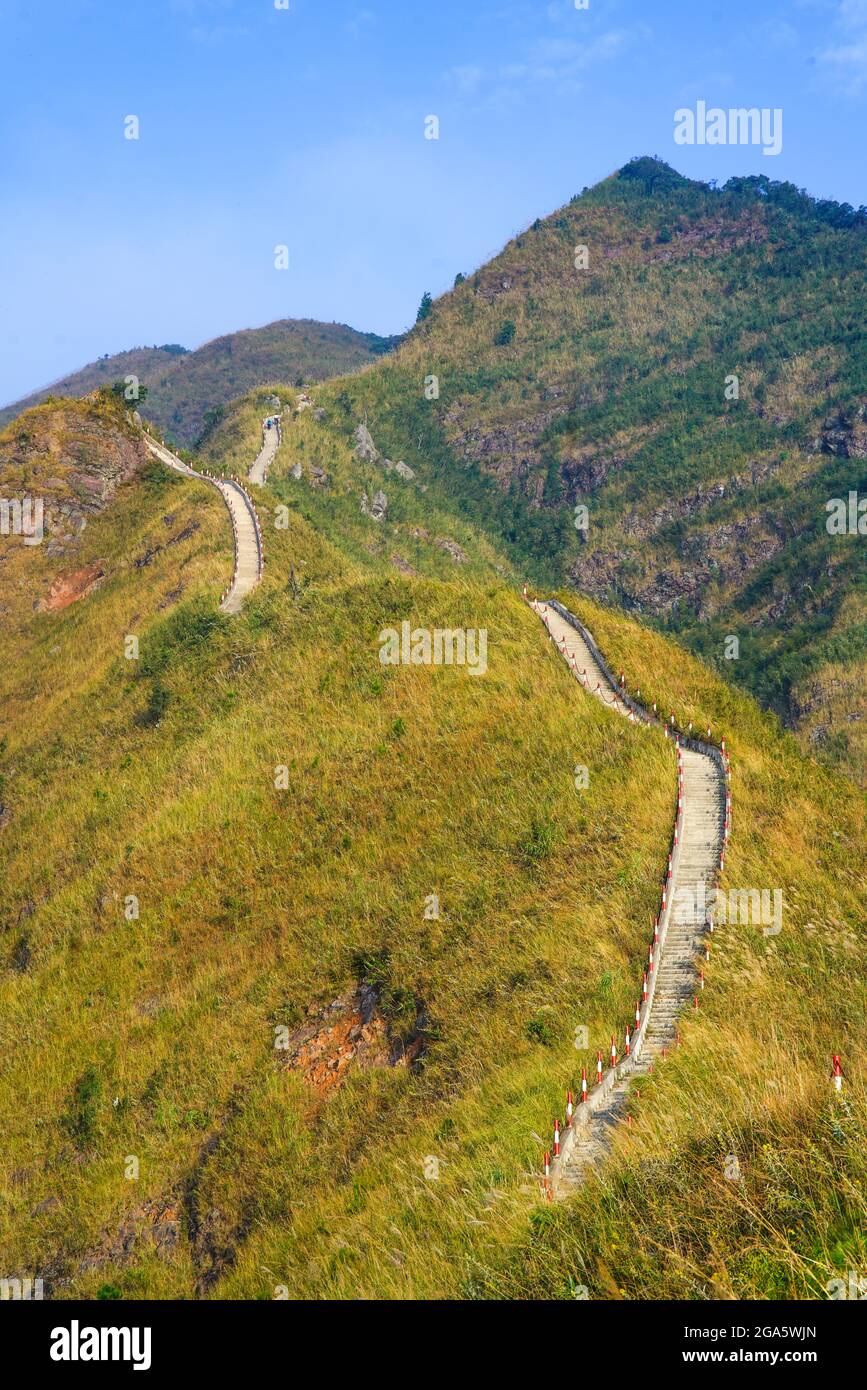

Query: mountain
<box><xmin>298</xmin><ymin>158</ymin><xmax>867</xmax><ymax>783</ymax></box>
<box><xmin>1</xmin><ymin>385</ymin><xmax>864</xmax><ymax>1300</ymax></box>
<box><xmin>0</xmin><ymin>319</ymin><xmax>399</xmax><ymax>448</ymax></box>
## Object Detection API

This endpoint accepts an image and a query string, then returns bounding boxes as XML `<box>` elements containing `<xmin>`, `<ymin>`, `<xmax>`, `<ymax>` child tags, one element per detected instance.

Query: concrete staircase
<box><xmin>249</xmin><ymin>415</ymin><xmax>282</xmax><ymax>486</ymax></box>
<box><xmin>534</xmin><ymin>600</ymin><xmax>726</xmax><ymax>1194</ymax></box>
<box><xmin>145</xmin><ymin>438</ymin><xmax>263</xmax><ymax>614</ymax></box>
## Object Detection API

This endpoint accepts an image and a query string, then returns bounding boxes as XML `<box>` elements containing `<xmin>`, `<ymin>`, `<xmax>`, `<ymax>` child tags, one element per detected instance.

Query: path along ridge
<box><xmin>145</xmin><ymin>437</ymin><xmax>263</xmax><ymax>615</ymax></box>
<box><xmin>248</xmin><ymin>414</ymin><xmax>282</xmax><ymax>486</ymax></box>
<box><xmin>533</xmin><ymin>598</ymin><xmax>729</xmax><ymax>1197</ymax></box>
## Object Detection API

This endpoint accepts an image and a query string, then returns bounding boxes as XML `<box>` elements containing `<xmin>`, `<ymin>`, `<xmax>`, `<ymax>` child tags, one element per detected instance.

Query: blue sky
<box><xmin>1</xmin><ymin>0</ymin><xmax>865</xmax><ymax>405</ymax></box>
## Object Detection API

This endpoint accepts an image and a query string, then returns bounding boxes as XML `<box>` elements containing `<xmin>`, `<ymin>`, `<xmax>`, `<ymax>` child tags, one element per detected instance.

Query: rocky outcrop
<box><xmin>435</xmin><ymin>536</ymin><xmax>468</xmax><ymax>564</ymax></box>
<box><xmin>40</xmin><ymin>562</ymin><xmax>105</xmax><ymax>612</ymax></box>
<box><xmin>0</xmin><ymin>398</ymin><xmax>149</xmax><ymax>561</ymax></box>
<box><xmin>390</xmin><ymin>553</ymin><xmax>417</xmax><ymax>575</ymax></box>
<box><xmin>572</xmin><ymin>514</ymin><xmax>789</xmax><ymax>617</ymax></box>
<box><xmin>472</xmin><ymin>265</ymin><xmax>530</xmax><ymax>303</ymax></box>
<box><xmin>76</xmin><ymin>1198</ymin><xmax>181</xmax><ymax>1276</ymax></box>
<box><xmin>444</xmin><ymin>404</ymin><xmax>566</xmax><ymax>494</ymax></box>
<box><xmin>561</xmin><ymin>450</ymin><xmax>626</xmax><ymax>499</ymax></box>
<box><xmin>383</xmin><ymin>458</ymin><xmax>415</xmax><ymax>480</ymax></box>
<box><xmin>815</xmin><ymin>405</ymin><xmax>867</xmax><ymax>459</ymax></box>
<box><xmin>352</xmin><ymin>424</ymin><xmax>415</xmax><ymax>482</ymax></box>
<box><xmin>404</xmin><ymin>526</ymin><xmax>468</xmax><ymax>563</ymax></box>
<box><xmin>353</xmin><ymin>422</ymin><xmax>380</xmax><ymax>463</ymax></box>
<box><xmin>361</xmin><ymin>488</ymin><xmax>388</xmax><ymax>521</ymax></box>
<box><xmin>279</xmin><ymin>986</ymin><xmax>423</xmax><ymax>1098</ymax></box>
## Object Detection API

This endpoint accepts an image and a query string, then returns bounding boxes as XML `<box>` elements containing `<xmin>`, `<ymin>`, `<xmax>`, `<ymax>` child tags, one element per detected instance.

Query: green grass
<box><xmin>272</xmin><ymin>159</ymin><xmax>867</xmax><ymax>784</ymax></box>
<box><xmin>1</xmin><ymin>396</ymin><xmax>864</xmax><ymax>1299</ymax></box>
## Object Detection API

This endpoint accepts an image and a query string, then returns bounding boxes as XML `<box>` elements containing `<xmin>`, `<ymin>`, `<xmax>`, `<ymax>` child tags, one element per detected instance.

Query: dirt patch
<box><xmin>390</xmin><ymin>553</ymin><xmax>417</xmax><ymax>575</ymax></box>
<box><xmin>86</xmin><ymin>1198</ymin><xmax>181</xmax><ymax>1273</ymax></box>
<box><xmin>133</xmin><ymin>520</ymin><xmax>200</xmax><ymax>569</ymax></box>
<box><xmin>41</xmin><ymin>562</ymin><xmax>105</xmax><ymax>611</ymax></box>
<box><xmin>434</xmin><ymin>536</ymin><xmax>468</xmax><ymax>564</ymax></box>
<box><xmin>279</xmin><ymin>985</ymin><xmax>423</xmax><ymax>1098</ymax></box>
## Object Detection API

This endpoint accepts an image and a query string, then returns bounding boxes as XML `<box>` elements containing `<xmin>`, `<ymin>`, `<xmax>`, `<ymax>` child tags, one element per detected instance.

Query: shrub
<box><xmin>524</xmin><ymin>1014</ymin><xmax>555</xmax><ymax>1047</ymax></box>
<box><xmin>63</xmin><ymin>1066</ymin><xmax>103</xmax><ymax>1147</ymax></box>
<box><xmin>522</xmin><ymin>812</ymin><xmax>557</xmax><ymax>861</ymax></box>
<box><xmin>138</xmin><ymin>601</ymin><xmax>227</xmax><ymax>678</ymax></box>
<box><xmin>135</xmin><ymin>679</ymin><xmax>170</xmax><ymax>728</ymax></box>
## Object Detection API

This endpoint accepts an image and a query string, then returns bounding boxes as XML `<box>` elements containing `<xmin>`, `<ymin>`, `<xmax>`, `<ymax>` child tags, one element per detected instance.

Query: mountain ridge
<box><xmin>0</xmin><ymin>318</ymin><xmax>401</xmax><ymax>447</ymax></box>
<box><xmin>0</xmin><ymin>349</ymin><xmax>864</xmax><ymax>1299</ymax></box>
<box><xmin>297</xmin><ymin>157</ymin><xmax>867</xmax><ymax>783</ymax></box>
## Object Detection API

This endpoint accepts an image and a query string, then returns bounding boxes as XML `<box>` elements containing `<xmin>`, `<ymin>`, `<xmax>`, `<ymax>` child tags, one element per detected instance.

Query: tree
<box><xmin>416</xmin><ymin>291</ymin><xmax>433</xmax><ymax>322</ymax></box>
<box><xmin>110</xmin><ymin>380</ymin><xmax>149</xmax><ymax>406</ymax></box>
<box><xmin>494</xmin><ymin>320</ymin><xmax>516</xmax><ymax>347</ymax></box>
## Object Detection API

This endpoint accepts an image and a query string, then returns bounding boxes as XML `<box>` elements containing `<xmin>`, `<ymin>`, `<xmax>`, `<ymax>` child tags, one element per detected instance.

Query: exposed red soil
<box><xmin>42</xmin><ymin>561</ymin><xmax>105</xmax><ymax>611</ymax></box>
<box><xmin>281</xmin><ymin>986</ymin><xmax>423</xmax><ymax>1098</ymax></box>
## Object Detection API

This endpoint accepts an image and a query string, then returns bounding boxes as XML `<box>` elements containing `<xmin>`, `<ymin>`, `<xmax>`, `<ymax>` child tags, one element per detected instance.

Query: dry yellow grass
<box><xmin>1</xmin><ymin>390</ymin><xmax>863</xmax><ymax>1301</ymax></box>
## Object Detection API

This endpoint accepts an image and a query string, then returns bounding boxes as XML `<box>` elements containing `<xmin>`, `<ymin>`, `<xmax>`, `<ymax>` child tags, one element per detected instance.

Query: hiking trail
<box><xmin>145</xmin><ymin>437</ymin><xmax>263</xmax><ymax>614</ymax></box>
<box><xmin>248</xmin><ymin>415</ymin><xmax>282</xmax><ymax>486</ymax></box>
<box><xmin>534</xmin><ymin>599</ymin><xmax>727</xmax><ymax>1195</ymax></box>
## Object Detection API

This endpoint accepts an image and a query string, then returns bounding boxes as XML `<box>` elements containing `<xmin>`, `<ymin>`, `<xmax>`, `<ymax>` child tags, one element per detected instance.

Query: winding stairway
<box><xmin>534</xmin><ymin>600</ymin><xmax>727</xmax><ymax>1195</ymax></box>
<box><xmin>134</xmin><ymin>432</ymin><xmax>725</xmax><ymax>1192</ymax></box>
<box><xmin>145</xmin><ymin>437</ymin><xmax>263</xmax><ymax>614</ymax></box>
<box><xmin>248</xmin><ymin>415</ymin><xmax>282</xmax><ymax>486</ymax></box>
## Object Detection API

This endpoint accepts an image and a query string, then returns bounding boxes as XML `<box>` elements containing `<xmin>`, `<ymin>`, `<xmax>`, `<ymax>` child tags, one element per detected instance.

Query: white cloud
<box><xmin>817</xmin><ymin>0</ymin><xmax>867</xmax><ymax>92</ymax></box>
<box><xmin>443</xmin><ymin>25</ymin><xmax>646</xmax><ymax>102</ymax></box>
<box><xmin>346</xmin><ymin>8</ymin><xmax>375</xmax><ymax>36</ymax></box>
<box><xmin>757</xmin><ymin>18</ymin><xmax>799</xmax><ymax>48</ymax></box>
<box><xmin>445</xmin><ymin>64</ymin><xmax>485</xmax><ymax>94</ymax></box>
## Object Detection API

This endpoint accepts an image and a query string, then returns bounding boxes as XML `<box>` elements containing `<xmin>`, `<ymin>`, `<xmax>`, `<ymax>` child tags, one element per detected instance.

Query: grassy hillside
<box><xmin>0</xmin><ymin>319</ymin><xmax>398</xmax><ymax>448</ymax></box>
<box><xmin>1</xmin><ymin>396</ymin><xmax>864</xmax><ymax>1300</ymax></box>
<box><xmin>298</xmin><ymin>159</ymin><xmax>867</xmax><ymax>784</ymax></box>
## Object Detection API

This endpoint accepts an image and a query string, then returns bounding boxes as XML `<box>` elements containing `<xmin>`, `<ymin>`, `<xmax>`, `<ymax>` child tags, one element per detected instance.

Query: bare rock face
<box><xmin>0</xmin><ymin>397</ymin><xmax>149</xmax><ymax>561</ymax></box>
<box><xmin>361</xmin><ymin>488</ymin><xmax>388</xmax><ymax>521</ymax></box>
<box><xmin>818</xmin><ymin>406</ymin><xmax>867</xmax><ymax>459</ymax></box>
<box><xmin>353</xmin><ymin>422</ymin><xmax>380</xmax><ymax>463</ymax></box>
<box><xmin>278</xmin><ymin>985</ymin><xmax>424</xmax><ymax>1098</ymax></box>
<box><xmin>435</xmin><ymin>536</ymin><xmax>468</xmax><ymax>563</ymax></box>
<box><xmin>561</xmin><ymin>451</ymin><xmax>625</xmax><ymax>500</ymax></box>
<box><xmin>289</xmin><ymin>462</ymin><xmax>303</xmax><ymax>480</ymax></box>
<box><xmin>444</xmin><ymin>402</ymin><xmax>566</xmax><ymax>493</ymax></box>
<box><xmin>40</xmin><ymin>562</ymin><xmax>105</xmax><ymax>612</ymax></box>
<box><xmin>371</xmin><ymin>489</ymin><xmax>388</xmax><ymax>520</ymax></box>
<box><xmin>383</xmin><ymin>458</ymin><xmax>415</xmax><ymax>480</ymax></box>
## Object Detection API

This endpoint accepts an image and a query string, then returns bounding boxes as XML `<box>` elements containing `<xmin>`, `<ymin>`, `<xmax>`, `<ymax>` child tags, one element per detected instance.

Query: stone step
<box><xmin>536</xmin><ymin>603</ymin><xmax>725</xmax><ymax>1199</ymax></box>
